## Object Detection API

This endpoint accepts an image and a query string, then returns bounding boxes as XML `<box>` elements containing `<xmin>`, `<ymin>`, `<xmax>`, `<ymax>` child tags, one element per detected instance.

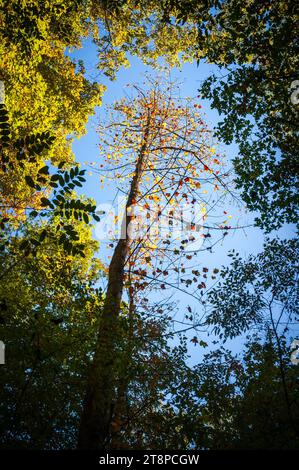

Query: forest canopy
<box><xmin>0</xmin><ymin>0</ymin><xmax>298</xmax><ymax>453</ymax></box>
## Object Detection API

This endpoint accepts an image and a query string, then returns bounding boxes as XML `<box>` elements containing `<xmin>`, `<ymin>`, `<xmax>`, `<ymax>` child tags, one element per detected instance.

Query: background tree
<box><xmin>206</xmin><ymin>237</ymin><xmax>299</xmax><ymax>439</ymax></box>
<box><xmin>170</xmin><ymin>335</ymin><xmax>299</xmax><ymax>450</ymax></box>
<box><xmin>162</xmin><ymin>0</ymin><xmax>299</xmax><ymax>230</ymax></box>
<box><xmin>0</xmin><ymin>215</ymin><xmax>103</xmax><ymax>448</ymax></box>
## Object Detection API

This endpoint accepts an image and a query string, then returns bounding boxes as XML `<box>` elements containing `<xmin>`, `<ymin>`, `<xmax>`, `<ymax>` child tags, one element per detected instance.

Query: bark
<box><xmin>77</xmin><ymin>113</ymin><xmax>150</xmax><ymax>449</ymax></box>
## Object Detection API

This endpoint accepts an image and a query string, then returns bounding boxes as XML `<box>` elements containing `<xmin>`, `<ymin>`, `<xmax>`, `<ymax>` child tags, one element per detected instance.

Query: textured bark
<box><xmin>77</xmin><ymin>114</ymin><xmax>150</xmax><ymax>449</ymax></box>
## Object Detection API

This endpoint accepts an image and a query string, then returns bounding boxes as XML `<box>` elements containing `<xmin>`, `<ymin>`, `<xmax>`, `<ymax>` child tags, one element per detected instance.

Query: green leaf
<box><xmin>40</xmin><ymin>197</ymin><xmax>51</xmax><ymax>207</ymax></box>
<box><xmin>59</xmin><ymin>175</ymin><xmax>65</xmax><ymax>186</ymax></box>
<box><xmin>25</xmin><ymin>175</ymin><xmax>36</xmax><ymax>189</ymax></box>
<box><xmin>39</xmin><ymin>230</ymin><xmax>47</xmax><ymax>242</ymax></box>
<box><xmin>29</xmin><ymin>210</ymin><xmax>38</xmax><ymax>218</ymax></box>
<box><xmin>38</xmin><ymin>165</ymin><xmax>49</xmax><ymax>175</ymax></box>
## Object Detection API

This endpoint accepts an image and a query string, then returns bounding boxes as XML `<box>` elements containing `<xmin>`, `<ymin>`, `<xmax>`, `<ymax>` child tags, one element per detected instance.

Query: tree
<box><xmin>0</xmin><ymin>1</ymin><xmax>201</xmax><ymax>79</ymax></box>
<box><xmin>206</xmin><ymin>237</ymin><xmax>299</xmax><ymax>439</ymax></box>
<box><xmin>194</xmin><ymin>0</ymin><xmax>298</xmax><ymax>230</ymax></box>
<box><xmin>0</xmin><ymin>214</ymin><xmax>103</xmax><ymax>448</ymax></box>
<box><xmin>91</xmin><ymin>0</ymin><xmax>200</xmax><ymax>79</ymax></box>
<box><xmin>175</xmin><ymin>335</ymin><xmax>299</xmax><ymax>449</ymax></box>
<box><xmin>1</xmin><ymin>228</ymin><xmax>297</xmax><ymax>449</ymax></box>
<box><xmin>0</xmin><ymin>9</ymin><xmax>104</xmax><ymax>221</ymax></box>
<box><xmin>1</xmin><ymin>0</ymin><xmax>297</xmax><ymax>452</ymax></box>
<box><xmin>78</xmin><ymin>79</ymin><xmax>233</xmax><ymax>448</ymax></box>
<box><xmin>0</xmin><ymin>219</ymin><xmax>200</xmax><ymax>450</ymax></box>
<box><xmin>0</xmin><ymin>3</ymin><xmax>207</xmax><ymax>450</ymax></box>
<box><xmin>0</xmin><ymin>264</ymin><xmax>198</xmax><ymax>450</ymax></box>
<box><xmin>0</xmin><ymin>0</ymin><xmax>206</xmax><ymax>241</ymax></box>
<box><xmin>2</xmin><ymin>2</ymin><xmax>297</xmax><ymax>233</ymax></box>
<box><xmin>0</xmin><ymin>111</ymin><xmax>102</xmax><ymax>257</ymax></box>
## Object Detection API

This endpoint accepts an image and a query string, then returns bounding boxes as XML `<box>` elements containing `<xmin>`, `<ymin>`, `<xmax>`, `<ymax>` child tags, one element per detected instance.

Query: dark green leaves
<box><xmin>197</xmin><ymin>1</ymin><xmax>299</xmax><ymax>231</ymax></box>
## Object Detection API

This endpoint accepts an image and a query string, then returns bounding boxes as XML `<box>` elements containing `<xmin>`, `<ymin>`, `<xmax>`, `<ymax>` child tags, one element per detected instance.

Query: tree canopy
<box><xmin>0</xmin><ymin>0</ymin><xmax>298</xmax><ymax>454</ymax></box>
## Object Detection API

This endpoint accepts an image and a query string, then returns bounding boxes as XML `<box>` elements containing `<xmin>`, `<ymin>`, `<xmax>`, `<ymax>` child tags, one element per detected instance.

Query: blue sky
<box><xmin>68</xmin><ymin>39</ymin><xmax>295</xmax><ymax>362</ymax></box>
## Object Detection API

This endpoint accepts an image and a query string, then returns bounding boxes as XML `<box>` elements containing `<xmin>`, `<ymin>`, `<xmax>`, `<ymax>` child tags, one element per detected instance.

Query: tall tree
<box><xmin>78</xmin><ymin>80</ymin><xmax>233</xmax><ymax>448</ymax></box>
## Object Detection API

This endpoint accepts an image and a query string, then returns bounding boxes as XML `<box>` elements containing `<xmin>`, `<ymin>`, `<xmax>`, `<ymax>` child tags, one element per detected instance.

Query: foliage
<box><xmin>195</xmin><ymin>0</ymin><xmax>298</xmax><ymax>230</ymax></box>
<box><xmin>206</xmin><ymin>238</ymin><xmax>298</xmax><ymax>339</ymax></box>
<box><xmin>0</xmin><ymin>216</ymin><xmax>103</xmax><ymax>448</ymax></box>
<box><xmin>155</xmin><ymin>0</ymin><xmax>299</xmax><ymax>230</ymax></box>
<box><xmin>91</xmin><ymin>0</ymin><xmax>199</xmax><ymax>79</ymax></box>
<box><xmin>0</xmin><ymin>107</ymin><xmax>100</xmax><ymax>256</ymax></box>
<box><xmin>0</xmin><ymin>0</ymin><xmax>105</xmax><ymax>220</ymax></box>
<box><xmin>2</xmin><ymin>2</ymin><xmax>298</xmax><ymax>232</ymax></box>
<box><xmin>176</xmin><ymin>336</ymin><xmax>299</xmax><ymax>450</ymax></box>
<box><xmin>0</xmin><ymin>0</ymin><xmax>200</xmax><ymax>78</ymax></box>
<box><xmin>2</xmin><ymin>284</ymin><xmax>298</xmax><ymax>450</ymax></box>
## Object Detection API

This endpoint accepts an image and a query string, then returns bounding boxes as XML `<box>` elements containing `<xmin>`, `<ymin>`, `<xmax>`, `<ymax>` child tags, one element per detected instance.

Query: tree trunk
<box><xmin>110</xmin><ymin>284</ymin><xmax>135</xmax><ymax>449</ymax></box>
<box><xmin>77</xmin><ymin>114</ymin><xmax>150</xmax><ymax>449</ymax></box>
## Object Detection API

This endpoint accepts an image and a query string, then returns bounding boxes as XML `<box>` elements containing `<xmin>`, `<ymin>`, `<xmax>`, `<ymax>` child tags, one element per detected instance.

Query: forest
<box><xmin>0</xmin><ymin>0</ymin><xmax>298</xmax><ymax>454</ymax></box>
